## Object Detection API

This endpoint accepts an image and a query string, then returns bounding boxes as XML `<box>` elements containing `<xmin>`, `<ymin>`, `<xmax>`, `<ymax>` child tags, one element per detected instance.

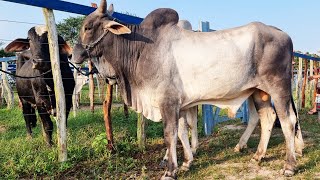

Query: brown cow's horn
<box><xmin>96</xmin><ymin>0</ymin><xmax>107</xmax><ymax>14</ymax></box>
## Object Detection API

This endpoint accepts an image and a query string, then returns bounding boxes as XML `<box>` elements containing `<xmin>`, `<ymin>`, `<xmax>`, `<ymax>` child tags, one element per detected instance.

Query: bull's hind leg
<box><xmin>272</xmin><ymin>94</ymin><xmax>297</xmax><ymax>176</ymax></box>
<box><xmin>250</xmin><ymin>91</ymin><xmax>277</xmax><ymax>162</ymax></box>
<box><xmin>186</xmin><ymin>106</ymin><xmax>198</xmax><ymax>155</ymax></box>
<box><xmin>235</xmin><ymin>96</ymin><xmax>259</xmax><ymax>152</ymax></box>
<box><xmin>21</xmin><ymin>101</ymin><xmax>37</xmax><ymax>139</ymax></box>
<box><xmin>178</xmin><ymin>110</ymin><xmax>193</xmax><ymax>171</ymax></box>
<box><xmin>37</xmin><ymin>107</ymin><xmax>54</xmax><ymax>146</ymax></box>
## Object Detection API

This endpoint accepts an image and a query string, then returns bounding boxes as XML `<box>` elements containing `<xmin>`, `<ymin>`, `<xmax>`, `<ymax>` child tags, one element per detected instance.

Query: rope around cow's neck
<box><xmin>0</xmin><ymin>68</ymin><xmax>52</xmax><ymax>79</ymax></box>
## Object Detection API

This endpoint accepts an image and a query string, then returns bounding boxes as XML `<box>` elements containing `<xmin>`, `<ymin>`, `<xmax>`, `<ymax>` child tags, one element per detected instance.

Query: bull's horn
<box><xmin>108</xmin><ymin>3</ymin><xmax>114</xmax><ymax>15</ymax></box>
<box><xmin>96</xmin><ymin>0</ymin><xmax>107</xmax><ymax>14</ymax></box>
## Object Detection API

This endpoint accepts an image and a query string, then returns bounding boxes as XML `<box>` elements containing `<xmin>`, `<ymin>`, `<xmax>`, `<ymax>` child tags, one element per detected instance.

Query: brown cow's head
<box><xmin>5</xmin><ymin>26</ymin><xmax>71</xmax><ymax>71</ymax></box>
<box><xmin>72</xmin><ymin>0</ymin><xmax>131</xmax><ymax>65</ymax></box>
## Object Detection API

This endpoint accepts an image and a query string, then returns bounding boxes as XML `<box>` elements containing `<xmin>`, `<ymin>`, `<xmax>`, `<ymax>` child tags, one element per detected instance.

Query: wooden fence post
<box><xmin>88</xmin><ymin>60</ymin><xmax>95</xmax><ymax>113</ymax></box>
<box><xmin>137</xmin><ymin>113</ymin><xmax>147</xmax><ymax>150</ymax></box>
<box><xmin>72</xmin><ymin>68</ymin><xmax>77</xmax><ymax>117</ymax></box>
<box><xmin>1</xmin><ymin>61</ymin><xmax>14</xmax><ymax>109</ymax></box>
<box><xmin>43</xmin><ymin>8</ymin><xmax>67</xmax><ymax>162</ymax></box>
<box><xmin>313</xmin><ymin>62</ymin><xmax>319</xmax><ymax>108</ymax></box>
<box><xmin>309</xmin><ymin>60</ymin><xmax>314</xmax><ymax>107</ymax></box>
<box><xmin>103</xmin><ymin>84</ymin><xmax>114</xmax><ymax>150</ymax></box>
<box><xmin>301</xmin><ymin>59</ymin><xmax>308</xmax><ymax>108</ymax></box>
<box><xmin>296</xmin><ymin>57</ymin><xmax>303</xmax><ymax>110</ymax></box>
<box><xmin>0</xmin><ymin>82</ymin><xmax>3</xmax><ymax>106</ymax></box>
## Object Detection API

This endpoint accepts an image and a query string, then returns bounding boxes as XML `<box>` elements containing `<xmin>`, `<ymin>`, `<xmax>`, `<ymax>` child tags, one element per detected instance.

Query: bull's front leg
<box><xmin>160</xmin><ymin>103</ymin><xmax>179</xmax><ymax>180</ymax></box>
<box><xmin>33</xmin><ymin>86</ymin><xmax>52</xmax><ymax>115</ymax></box>
<box><xmin>161</xmin><ymin>107</ymin><xmax>198</xmax><ymax>171</ymax></box>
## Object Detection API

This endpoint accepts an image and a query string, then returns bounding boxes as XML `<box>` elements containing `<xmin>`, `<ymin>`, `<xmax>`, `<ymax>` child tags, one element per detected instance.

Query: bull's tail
<box><xmin>291</xmin><ymin>95</ymin><xmax>297</xmax><ymax>117</ymax></box>
<box><xmin>291</xmin><ymin>95</ymin><xmax>305</xmax><ymax>155</ymax></box>
<box><xmin>290</xmin><ymin>95</ymin><xmax>299</xmax><ymax>134</ymax></box>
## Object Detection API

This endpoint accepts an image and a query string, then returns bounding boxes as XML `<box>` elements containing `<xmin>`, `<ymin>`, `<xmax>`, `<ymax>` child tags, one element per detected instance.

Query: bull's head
<box><xmin>72</xmin><ymin>0</ymin><xmax>131</xmax><ymax>65</ymax></box>
<box><xmin>5</xmin><ymin>26</ymin><xmax>72</xmax><ymax>71</ymax></box>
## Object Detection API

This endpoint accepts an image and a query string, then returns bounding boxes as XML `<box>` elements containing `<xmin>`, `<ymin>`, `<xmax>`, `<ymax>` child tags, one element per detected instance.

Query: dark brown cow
<box><xmin>5</xmin><ymin>26</ymin><xmax>75</xmax><ymax>146</ymax></box>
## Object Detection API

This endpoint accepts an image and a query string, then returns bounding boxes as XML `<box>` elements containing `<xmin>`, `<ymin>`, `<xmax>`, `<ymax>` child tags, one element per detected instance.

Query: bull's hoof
<box><xmin>50</xmin><ymin>108</ymin><xmax>57</xmax><ymax>117</ymax></box>
<box><xmin>280</xmin><ymin>169</ymin><xmax>295</xmax><ymax>177</ymax></box>
<box><xmin>47</xmin><ymin>142</ymin><xmax>53</xmax><ymax>147</ymax></box>
<box><xmin>251</xmin><ymin>152</ymin><xmax>264</xmax><ymax>163</ymax></box>
<box><xmin>295</xmin><ymin>151</ymin><xmax>303</xmax><ymax>157</ymax></box>
<box><xmin>160</xmin><ymin>171</ymin><xmax>177</xmax><ymax>180</ymax></box>
<box><xmin>234</xmin><ymin>144</ymin><xmax>241</xmax><ymax>152</ymax></box>
<box><xmin>180</xmin><ymin>161</ymin><xmax>192</xmax><ymax>171</ymax></box>
<box><xmin>26</xmin><ymin>134</ymin><xmax>33</xmax><ymax>140</ymax></box>
<box><xmin>250</xmin><ymin>157</ymin><xmax>261</xmax><ymax>165</ymax></box>
<box><xmin>191</xmin><ymin>148</ymin><xmax>197</xmax><ymax>155</ymax></box>
<box><xmin>234</xmin><ymin>144</ymin><xmax>247</xmax><ymax>152</ymax></box>
<box><xmin>159</xmin><ymin>159</ymin><xmax>168</xmax><ymax>168</ymax></box>
<box><xmin>160</xmin><ymin>176</ymin><xmax>175</xmax><ymax>180</ymax></box>
<box><xmin>45</xmin><ymin>139</ymin><xmax>54</xmax><ymax>147</ymax></box>
<box><xmin>180</xmin><ymin>165</ymin><xmax>189</xmax><ymax>172</ymax></box>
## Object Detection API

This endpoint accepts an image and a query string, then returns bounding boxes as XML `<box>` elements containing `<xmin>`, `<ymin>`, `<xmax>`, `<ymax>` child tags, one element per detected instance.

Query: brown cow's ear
<box><xmin>60</xmin><ymin>43</ymin><xmax>73</xmax><ymax>56</ymax></box>
<box><xmin>5</xmin><ymin>38</ymin><xmax>29</xmax><ymax>52</ymax></box>
<box><xmin>104</xmin><ymin>20</ymin><xmax>131</xmax><ymax>35</ymax></box>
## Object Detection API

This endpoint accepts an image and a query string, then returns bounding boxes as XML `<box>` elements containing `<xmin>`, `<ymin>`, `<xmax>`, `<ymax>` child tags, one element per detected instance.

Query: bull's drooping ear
<box><xmin>58</xmin><ymin>36</ymin><xmax>72</xmax><ymax>55</ymax></box>
<box><xmin>103</xmin><ymin>21</ymin><xmax>131</xmax><ymax>35</ymax></box>
<box><xmin>60</xmin><ymin>43</ymin><xmax>73</xmax><ymax>56</ymax></box>
<box><xmin>107</xmin><ymin>3</ymin><xmax>114</xmax><ymax>16</ymax></box>
<box><xmin>5</xmin><ymin>38</ymin><xmax>29</xmax><ymax>52</ymax></box>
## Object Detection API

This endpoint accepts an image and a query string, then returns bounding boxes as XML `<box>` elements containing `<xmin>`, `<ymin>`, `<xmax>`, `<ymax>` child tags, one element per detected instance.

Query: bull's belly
<box><xmin>181</xmin><ymin>89</ymin><xmax>255</xmax><ymax>117</ymax></box>
<box><xmin>129</xmin><ymin>85</ymin><xmax>254</xmax><ymax>122</ymax></box>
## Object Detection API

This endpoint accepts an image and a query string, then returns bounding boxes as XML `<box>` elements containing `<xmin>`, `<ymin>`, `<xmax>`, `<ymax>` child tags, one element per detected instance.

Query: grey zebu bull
<box><xmin>72</xmin><ymin>0</ymin><xmax>303</xmax><ymax>178</ymax></box>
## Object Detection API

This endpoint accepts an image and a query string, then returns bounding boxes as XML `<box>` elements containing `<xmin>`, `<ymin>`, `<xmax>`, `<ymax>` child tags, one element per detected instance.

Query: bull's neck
<box><xmin>105</xmin><ymin>25</ymin><xmax>150</xmax><ymax>106</ymax></box>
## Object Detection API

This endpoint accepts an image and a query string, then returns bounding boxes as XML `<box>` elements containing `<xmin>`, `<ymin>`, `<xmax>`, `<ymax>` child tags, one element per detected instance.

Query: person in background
<box><xmin>307</xmin><ymin>74</ymin><xmax>320</xmax><ymax>115</ymax></box>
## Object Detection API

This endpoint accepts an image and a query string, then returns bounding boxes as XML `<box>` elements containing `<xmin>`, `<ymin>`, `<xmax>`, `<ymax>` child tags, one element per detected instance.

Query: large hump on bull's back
<box><xmin>141</xmin><ymin>8</ymin><xmax>179</xmax><ymax>29</ymax></box>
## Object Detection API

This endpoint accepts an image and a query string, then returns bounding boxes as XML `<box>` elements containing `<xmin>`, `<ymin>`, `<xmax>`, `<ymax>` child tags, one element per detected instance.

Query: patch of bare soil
<box><xmin>222</xmin><ymin>124</ymin><xmax>246</xmax><ymax>131</ymax></box>
<box><xmin>214</xmin><ymin>161</ymin><xmax>286</xmax><ymax>180</ymax></box>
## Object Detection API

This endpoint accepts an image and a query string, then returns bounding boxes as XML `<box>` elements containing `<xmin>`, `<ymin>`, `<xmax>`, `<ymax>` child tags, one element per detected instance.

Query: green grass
<box><xmin>1</xmin><ymin>103</ymin><xmax>320</xmax><ymax>179</ymax></box>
